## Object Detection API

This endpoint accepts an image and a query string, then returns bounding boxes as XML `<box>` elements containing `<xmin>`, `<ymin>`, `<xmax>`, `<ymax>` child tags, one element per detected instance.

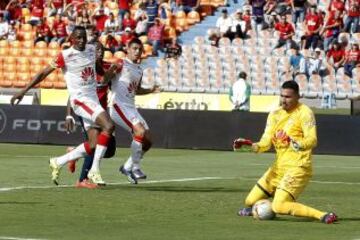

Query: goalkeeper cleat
<box><xmin>49</xmin><ymin>158</ymin><xmax>61</xmax><ymax>185</ymax></box>
<box><xmin>87</xmin><ymin>170</ymin><xmax>106</xmax><ymax>186</ymax></box>
<box><xmin>119</xmin><ymin>165</ymin><xmax>138</xmax><ymax>184</ymax></box>
<box><xmin>321</xmin><ymin>212</ymin><xmax>338</xmax><ymax>224</ymax></box>
<box><xmin>233</xmin><ymin>138</ymin><xmax>253</xmax><ymax>151</ymax></box>
<box><xmin>76</xmin><ymin>179</ymin><xmax>98</xmax><ymax>189</ymax></box>
<box><xmin>133</xmin><ymin>169</ymin><xmax>147</xmax><ymax>180</ymax></box>
<box><xmin>238</xmin><ymin>207</ymin><xmax>253</xmax><ymax>216</ymax></box>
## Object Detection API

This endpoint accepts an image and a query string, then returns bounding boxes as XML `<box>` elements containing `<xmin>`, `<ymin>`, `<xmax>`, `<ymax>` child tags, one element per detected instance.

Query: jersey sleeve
<box><xmin>256</xmin><ymin>111</ymin><xmax>277</xmax><ymax>153</ymax></box>
<box><xmin>296</xmin><ymin>108</ymin><xmax>317</xmax><ymax>150</ymax></box>
<box><xmin>50</xmin><ymin>52</ymin><xmax>65</xmax><ymax>69</ymax></box>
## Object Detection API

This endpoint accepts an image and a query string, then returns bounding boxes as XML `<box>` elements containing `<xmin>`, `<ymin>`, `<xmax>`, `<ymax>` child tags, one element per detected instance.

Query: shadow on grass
<box><xmin>101</xmin><ymin>185</ymin><xmax>247</xmax><ymax>193</ymax></box>
<box><xmin>0</xmin><ymin>201</ymin><xmax>43</xmax><ymax>205</ymax></box>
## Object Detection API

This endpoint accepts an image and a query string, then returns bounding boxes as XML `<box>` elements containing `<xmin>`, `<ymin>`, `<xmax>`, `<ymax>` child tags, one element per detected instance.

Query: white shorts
<box><xmin>109</xmin><ymin>103</ymin><xmax>149</xmax><ymax>133</ymax></box>
<box><xmin>71</xmin><ymin>97</ymin><xmax>105</xmax><ymax>130</ymax></box>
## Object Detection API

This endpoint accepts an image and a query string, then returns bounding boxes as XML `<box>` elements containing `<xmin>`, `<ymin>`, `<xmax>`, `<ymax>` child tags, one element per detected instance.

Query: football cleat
<box><xmin>87</xmin><ymin>170</ymin><xmax>106</xmax><ymax>186</ymax></box>
<box><xmin>49</xmin><ymin>158</ymin><xmax>61</xmax><ymax>185</ymax></box>
<box><xmin>76</xmin><ymin>179</ymin><xmax>98</xmax><ymax>189</ymax></box>
<box><xmin>133</xmin><ymin>169</ymin><xmax>147</xmax><ymax>180</ymax></box>
<box><xmin>321</xmin><ymin>212</ymin><xmax>338</xmax><ymax>224</ymax></box>
<box><xmin>238</xmin><ymin>207</ymin><xmax>253</xmax><ymax>216</ymax></box>
<box><xmin>119</xmin><ymin>165</ymin><xmax>138</xmax><ymax>184</ymax></box>
<box><xmin>233</xmin><ymin>138</ymin><xmax>253</xmax><ymax>151</ymax></box>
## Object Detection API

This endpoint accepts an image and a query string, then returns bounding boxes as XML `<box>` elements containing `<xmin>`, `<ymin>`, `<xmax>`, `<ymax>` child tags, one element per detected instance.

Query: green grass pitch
<box><xmin>0</xmin><ymin>143</ymin><xmax>359</xmax><ymax>240</ymax></box>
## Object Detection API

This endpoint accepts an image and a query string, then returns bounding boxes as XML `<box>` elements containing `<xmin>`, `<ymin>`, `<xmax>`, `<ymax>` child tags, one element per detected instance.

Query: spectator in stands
<box><xmin>104</xmin><ymin>12</ymin><xmax>120</xmax><ymax>35</ymax></box>
<box><xmin>28</xmin><ymin>1</ymin><xmax>44</xmax><ymax>26</ymax></box>
<box><xmin>242</xmin><ymin>8</ymin><xmax>252</xmax><ymax>32</ymax></box>
<box><xmin>34</xmin><ymin>17</ymin><xmax>52</xmax><ymax>43</ymax></box>
<box><xmin>165</xmin><ymin>37</ymin><xmax>182</xmax><ymax>59</ymax></box>
<box><xmin>105</xmin><ymin>34</ymin><xmax>120</xmax><ymax>53</ymax></box>
<box><xmin>287</xmin><ymin>46</ymin><xmax>306</xmax><ymax>77</ymax></box>
<box><xmin>159</xmin><ymin>0</ymin><xmax>171</xmax><ymax>20</ymax></box>
<box><xmin>122</xmin><ymin>10</ymin><xmax>137</xmax><ymax>31</ymax></box>
<box><xmin>230</xmin><ymin>9</ymin><xmax>247</xmax><ymax>39</ymax></box>
<box><xmin>119</xmin><ymin>0</ymin><xmax>132</xmax><ymax>21</ymax></box>
<box><xmin>177</xmin><ymin>0</ymin><xmax>200</xmax><ymax>13</ymax></box>
<box><xmin>343</xmin><ymin>0</ymin><xmax>359</xmax><ymax>34</ymax></box>
<box><xmin>135</xmin><ymin>12</ymin><xmax>149</xmax><ymax>36</ymax></box>
<box><xmin>0</xmin><ymin>14</ymin><xmax>9</xmax><ymax>40</ymax></box>
<box><xmin>93</xmin><ymin>1</ymin><xmax>110</xmax><ymax>33</ymax></box>
<box><xmin>290</xmin><ymin>0</ymin><xmax>307</xmax><ymax>25</ymax></box>
<box><xmin>51</xmin><ymin>14</ymin><xmax>68</xmax><ymax>45</ymax></box>
<box><xmin>230</xmin><ymin>71</ymin><xmax>251</xmax><ymax>111</ymax></box>
<box><xmin>134</xmin><ymin>2</ymin><xmax>147</xmax><ymax>21</ymax></box>
<box><xmin>208</xmin><ymin>31</ymin><xmax>220</xmax><ymax>47</ymax></box>
<box><xmin>302</xmin><ymin>6</ymin><xmax>322</xmax><ymax>50</ymax></box>
<box><xmin>305</xmin><ymin>48</ymin><xmax>326</xmax><ymax>77</ymax></box>
<box><xmin>344</xmin><ymin>42</ymin><xmax>360</xmax><ymax>77</ymax></box>
<box><xmin>4</xmin><ymin>0</ymin><xmax>22</xmax><ymax>23</ymax></box>
<box><xmin>76</xmin><ymin>8</ymin><xmax>93</xmax><ymax>28</ymax></box>
<box><xmin>249</xmin><ymin>0</ymin><xmax>266</xmax><ymax>35</ymax></box>
<box><xmin>63</xmin><ymin>3</ymin><xmax>77</xmax><ymax>34</ymax></box>
<box><xmin>148</xmin><ymin>18</ymin><xmax>164</xmax><ymax>56</ymax></box>
<box><xmin>146</xmin><ymin>0</ymin><xmax>159</xmax><ymax>27</ymax></box>
<box><xmin>7</xmin><ymin>20</ymin><xmax>17</xmax><ymax>41</ymax></box>
<box><xmin>327</xmin><ymin>0</ymin><xmax>345</xmax><ymax>15</ymax></box>
<box><xmin>274</xmin><ymin>15</ymin><xmax>296</xmax><ymax>49</ymax></box>
<box><xmin>264</xmin><ymin>0</ymin><xmax>277</xmax><ymax>15</ymax></box>
<box><xmin>326</xmin><ymin>40</ymin><xmax>345</xmax><ymax>71</ymax></box>
<box><xmin>120</xmin><ymin>27</ymin><xmax>135</xmax><ymax>50</ymax></box>
<box><xmin>216</xmin><ymin>9</ymin><xmax>232</xmax><ymax>38</ymax></box>
<box><xmin>273</xmin><ymin>0</ymin><xmax>291</xmax><ymax>16</ymax></box>
<box><xmin>86</xmin><ymin>26</ymin><xmax>98</xmax><ymax>44</ymax></box>
<box><xmin>321</xmin><ymin>9</ymin><xmax>342</xmax><ymax>51</ymax></box>
<box><xmin>48</xmin><ymin>0</ymin><xmax>65</xmax><ymax>17</ymax></box>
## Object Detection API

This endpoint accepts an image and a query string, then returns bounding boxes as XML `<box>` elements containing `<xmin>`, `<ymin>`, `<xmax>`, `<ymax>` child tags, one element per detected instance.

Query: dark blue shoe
<box><xmin>133</xmin><ymin>169</ymin><xmax>147</xmax><ymax>180</ymax></box>
<box><xmin>238</xmin><ymin>207</ymin><xmax>253</xmax><ymax>216</ymax></box>
<box><xmin>119</xmin><ymin>165</ymin><xmax>138</xmax><ymax>184</ymax></box>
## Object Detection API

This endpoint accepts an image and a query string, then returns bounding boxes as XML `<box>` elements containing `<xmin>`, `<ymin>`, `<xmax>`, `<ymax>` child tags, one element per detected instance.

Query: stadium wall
<box><xmin>0</xmin><ymin>104</ymin><xmax>359</xmax><ymax>155</ymax></box>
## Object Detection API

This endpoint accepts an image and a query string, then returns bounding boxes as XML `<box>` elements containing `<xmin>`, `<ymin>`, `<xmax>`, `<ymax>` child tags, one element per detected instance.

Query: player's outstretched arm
<box><xmin>10</xmin><ymin>65</ymin><xmax>56</xmax><ymax>105</ymax></box>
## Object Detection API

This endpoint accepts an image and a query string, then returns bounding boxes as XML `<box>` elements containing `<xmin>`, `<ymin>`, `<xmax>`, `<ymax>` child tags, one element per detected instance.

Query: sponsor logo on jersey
<box><xmin>81</xmin><ymin>67</ymin><xmax>95</xmax><ymax>82</ymax></box>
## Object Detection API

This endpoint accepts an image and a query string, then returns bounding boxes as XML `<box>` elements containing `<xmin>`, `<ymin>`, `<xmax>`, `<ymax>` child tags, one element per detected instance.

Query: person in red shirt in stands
<box><xmin>302</xmin><ymin>6</ymin><xmax>322</xmax><ymax>50</ymax></box>
<box><xmin>105</xmin><ymin>34</ymin><xmax>120</xmax><ymax>53</ymax></box>
<box><xmin>343</xmin><ymin>0</ymin><xmax>359</xmax><ymax>33</ymax></box>
<box><xmin>121</xmin><ymin>11</ymin><xmax>137</xmax><ymax>31</ymax></box>
<box><xmin>120</xmin><ymin>27</ymin><xmax>135</xmax><ymax>50</ymax></box>
<box><xmin>92</xmin><ymin>1</ymin><xmax>109</xmax><ymax>34</ymax></box>
<box><xmin>28</xmin><ymin>2</ymin><xmax>44</xmax><ymax>26</ymax></box>
<box><xmin>52</xmin><ymin>13</ymin><xmax>68</xmax><ymax>45</ymax></box>
<box><xmin>4</xmin><ymin>0</ymin><xmax>22</xmax><ymax>23</ymax></box>
<box><xmin>274</xmin><ymin>15</ymin><xmax>295</xmax><ymax>49</ymax></box>
<box><xmin>119</xmin><ymin>0</ymin><xmax>132</xmax><ymax>20</ymax></box>
<box><xmin>328</xmin><ymin>0</ymin><xmax>345</xmax><ymax>15</ymax></box>
<box><xmin>344</xmin><ymin>42</ymin><xmax>360</xmax><ymax>77</ymax></box>
<box><xmin>321</xmin><ymin>9</ymin><xmax>342</xmax><ymax>51</ymax></box>
<box><xmin>147</xmin><ymin>18</ymin><xmax>164</xmax><ymax>56</ymax></box>
<box><xmin>326</xmin><ymin>40</ymin><xmax>345</xmax><ymax>71</ymax></box>
<box><xmin>34</xmin><ymin>17</ymin><xmax>52</xmax><ymax>43</ymax></box>
<box><xmin>48</xmin><ymin>0</ymin><xmax>66</xmax><ymax>17</ymax></box>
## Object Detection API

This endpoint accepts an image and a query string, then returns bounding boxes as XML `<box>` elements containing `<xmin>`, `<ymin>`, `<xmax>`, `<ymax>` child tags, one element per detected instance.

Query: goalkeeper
<box><xmin>235</xmin><ymin>80</ymin><xmax>337</xmax><ymax>224</ymax></box>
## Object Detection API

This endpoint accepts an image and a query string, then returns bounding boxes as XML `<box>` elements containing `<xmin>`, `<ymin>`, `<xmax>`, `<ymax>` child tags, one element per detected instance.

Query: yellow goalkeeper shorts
<box><xmin>257</xmin><ymin>166</ymin><xmax>312</xmax><ymax>200</ymax></box>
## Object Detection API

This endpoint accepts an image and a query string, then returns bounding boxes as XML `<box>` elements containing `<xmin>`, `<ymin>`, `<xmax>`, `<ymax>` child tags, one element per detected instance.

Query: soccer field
<box><xmin>0</xmin><ymin>143</ymin><xmax>359</xmax><ymax>240</ymax></box>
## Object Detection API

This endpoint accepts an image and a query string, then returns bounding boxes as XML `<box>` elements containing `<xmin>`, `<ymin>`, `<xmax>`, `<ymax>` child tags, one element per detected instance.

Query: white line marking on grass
<box><xmin>0</xmin><ymin>237</ymin><xmax>47</xmax><ymax>240</ymax></box>
<box><xmin>0</xmin><ymin>177</ymin><xmax>224</xmax><ymax>192</ymax></box>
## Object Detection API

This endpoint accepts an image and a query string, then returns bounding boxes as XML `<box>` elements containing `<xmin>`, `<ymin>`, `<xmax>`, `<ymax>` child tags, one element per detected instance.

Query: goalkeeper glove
<box><xmin>233</xmin><ymin>138</ymin><xmax>253</xmax><ymax>151</ymax></box>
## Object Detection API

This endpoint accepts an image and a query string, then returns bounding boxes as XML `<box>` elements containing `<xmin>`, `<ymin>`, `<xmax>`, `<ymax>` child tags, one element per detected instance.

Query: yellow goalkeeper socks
<box><xmin>244</xmin><ymin>184</ymin><xmax>270</xmax><ymax>206</ymax></box>
<box><xmin>272</xmin><ymin>189</ymin><xmax>326</xmax><ymax>220</ymax></box>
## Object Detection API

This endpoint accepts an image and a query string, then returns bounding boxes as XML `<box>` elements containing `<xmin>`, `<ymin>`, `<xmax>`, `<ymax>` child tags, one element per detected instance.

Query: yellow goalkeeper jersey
<box><xmin>256</xmin><ymin>103</ymin><xmax>317</xmax><ymax>168</ymax></box>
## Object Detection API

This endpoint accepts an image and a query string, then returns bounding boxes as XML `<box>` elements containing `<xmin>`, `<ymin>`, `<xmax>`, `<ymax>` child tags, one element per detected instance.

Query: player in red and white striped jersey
<box><xmin>108</xmin><ymin>38</ymin><xmax>160</xmax><ymax>184</ymax></box>
<box><xmin>11</xmin><ymin>26</ymin><xmax>114</xmax><ymax>186</ymax></box>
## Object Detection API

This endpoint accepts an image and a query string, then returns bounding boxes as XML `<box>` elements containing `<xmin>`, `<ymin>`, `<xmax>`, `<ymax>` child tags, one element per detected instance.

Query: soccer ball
<box><xmin>252</xmin><ymin>199</ymin><xmax>276</xmax><ymax>220</ymax></box>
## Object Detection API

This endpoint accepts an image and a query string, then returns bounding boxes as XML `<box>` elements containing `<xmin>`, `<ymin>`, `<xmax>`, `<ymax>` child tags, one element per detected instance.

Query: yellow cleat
<box><xmin>49</xmin><ymin>158</ymin><xmax>61</xmax><ymax>185</ymax></box>
<box><xmin>87</xmin><ymin>170</ymin><xmax>106</xmax><ymax>186</ymax></box>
